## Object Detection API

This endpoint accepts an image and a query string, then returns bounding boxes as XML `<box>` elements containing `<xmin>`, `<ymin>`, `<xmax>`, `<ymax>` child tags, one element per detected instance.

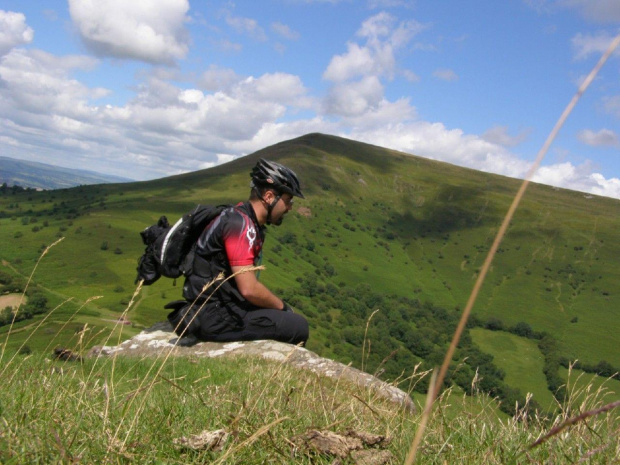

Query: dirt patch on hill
<box><xmin>296</xmin><ymin>206</ymin><xmax>312</xmax><ymax>218</ymax></box>
<box><xmin>0</xmin><ymin>294</ymin><xmax>26</xmax><ymax>309</ymax></box>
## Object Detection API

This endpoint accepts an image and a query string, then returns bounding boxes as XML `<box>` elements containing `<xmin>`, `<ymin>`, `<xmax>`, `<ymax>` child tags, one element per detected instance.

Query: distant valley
<box><xmin>0</xmin><ymin>155</ymin><xmax>134</xmax><ymax>190</ymax></box>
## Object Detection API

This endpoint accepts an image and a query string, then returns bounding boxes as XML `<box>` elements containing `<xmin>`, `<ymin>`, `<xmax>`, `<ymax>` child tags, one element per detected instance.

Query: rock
<box><xmin>350</xmin><ymin>449</ymin><xmax>394</xmax><ymax>465</ymax></box>
<box><xmin>89</xmin><ymin>321</ymin><xmax>415</xmax><ymax>411</ymax></box>
<box><xmin>291</xmin><ymin>430</ymin><xmax>363</xmax><ymax>458</ymax></box>
<box><xmin>53</xmin><ymin>347</ymin><xmax>83</xmax><ymax>362</ymax></box>
<box><xmin>290</xmin><ymin>429</ymin><xmax>393</xmax><ymax>462</ymax></box>
<box><xmin>173</xmin><ymin>429</ymin><xmax>229</xmax><ymax>451</ymax></box>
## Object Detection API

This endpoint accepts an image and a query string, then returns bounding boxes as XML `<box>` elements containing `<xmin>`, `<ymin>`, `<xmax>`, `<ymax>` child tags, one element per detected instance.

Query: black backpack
<box><xmin>135</xmin><ymin>204</ymin><xmax>231</xmax><ymax>285</ymax></box>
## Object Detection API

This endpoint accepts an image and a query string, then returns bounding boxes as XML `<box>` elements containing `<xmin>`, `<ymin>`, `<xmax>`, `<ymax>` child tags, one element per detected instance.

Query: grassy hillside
<box><xmin>2</xmin><ymin>350</ymin><xmax>617</xmax><ymax>463</ymax></box>
<box><xmin>1</xmin><ymin>133</ymin><xmax>619</xmax><ymax>411</ymax></box>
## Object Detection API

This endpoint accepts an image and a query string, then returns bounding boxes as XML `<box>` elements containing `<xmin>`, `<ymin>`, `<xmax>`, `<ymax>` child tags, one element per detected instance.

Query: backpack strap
<box><xmin>192</xmin><ymin>253</ymin><xmax>244</xmax><ymax>303</ymax></box>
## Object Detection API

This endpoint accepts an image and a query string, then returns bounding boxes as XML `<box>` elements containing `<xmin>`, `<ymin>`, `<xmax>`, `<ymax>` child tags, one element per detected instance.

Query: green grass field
<box><xmin>1</xmin><ymin>347</ymin><xmax>618</xmax><ymax>463</ymax></box>
<box><xmin>471</xmin><ymin>328</ymin><xmax>559</xmax><ymax>411</ymax></box>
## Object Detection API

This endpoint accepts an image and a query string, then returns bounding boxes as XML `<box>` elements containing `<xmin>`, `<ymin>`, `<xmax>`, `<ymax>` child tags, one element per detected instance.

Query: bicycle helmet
<box><xmin>250</xmin><ymin>159</ymin><xmax>305</xmax><ymax>199</ymax></box>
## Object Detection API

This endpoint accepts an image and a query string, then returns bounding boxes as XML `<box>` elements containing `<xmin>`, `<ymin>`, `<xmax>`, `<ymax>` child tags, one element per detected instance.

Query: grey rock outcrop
<box><xmin>89</xmin><ymin>322</ymin><xmax>415</xmax><ymax>412</ymax></box>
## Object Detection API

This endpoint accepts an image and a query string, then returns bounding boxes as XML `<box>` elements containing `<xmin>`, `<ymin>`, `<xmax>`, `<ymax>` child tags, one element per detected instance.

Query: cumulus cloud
<box><xmin>530</xmin><ymin>161</ymin><xmax>620</xmax><ymax>199</ymax></box>
<box><xmin>433</xmin><ymin>68</ymin><xmax>459</xmax><ymax>82</ymax></box>
<box><xmin>346</xmin><ymin>120</ymin><xmax>620</xmax><ymax>199</ymax></box>
<box><xmin>225</xmin><ymin>13</ymin><xmax>267</xmax><ymax>41</ymax></box>
<box><xmin>577</xmin><ymin>128</ymin><xmax>619</xmax><ymax>146</ymax></box>
<box><xmin>198</xmin><ymin>65</ymin><xmax>242</xmax><ymax>92</ymax></box>
<box><xmin>588</xmin><ymin>173</ymin><xmax>620</xmax><ymax>197</ymax></box>
<box><xmin>347</xmin><ymin>121</ymin><xmax>528</xmax><ymax>177</ymax></box>
<box><xmin>323</xmin><ymin>12</ymin><xmax>426</xmax><ymax>82</ymax></box>
<box><xmin>603</xmin><ymin>95</ymin><xmax>620</xmax><ymax>117</ymax></box>
<box><xmin>322</xmin><ymin>12</ymin><xmax>426</xmax><ymax>122</ymax></box>
<box><xmin>271</xmin><ymin>22</ymin><xmax>299</xmax><ymax>40</ymax></box>
<box><xmin>240</xmin><ymin>73</ymin><xmax>311</xmax><ymax>106</ymax></box>
<box><xmin>323</xmin><ymin>76</ymin><xmax>384</xmax><ymax>117</ymax></box>
<box><xmin>68</xmin><ymin>0</ymin><xmax>190</xmax><ymax>65</ymax></box>
<box><xmin>0</xmin><ymin>10</ymin><xmax>34</xmax><ymax>57</ymax></box>
<box><xmin>0</xmin><ymin>45</ymin><xmax>317</xmax><ymax>178</ymax></box>
<box><xmin>482</xmin><ymin>125</ymin><xmax>531</xmax><ymax>147</ymax></box>
<box><xmin>2</xmin><ymin>7</ymin><xmax>620</xmax><ymax>201</ymax></box>
<box><xmin>559</xmin><ymin>0</ymin><xmax>620</xmax><ymax>23</ymax></box>
<box><xmin>323</xmin><ymin>42</ymin><xmax>376</xmax><ymax>82</ymax></box>
<box><xmin>527</xmin><ymin>0</ymin><xmax>620</xmax><ymax>23</ymax></box>
<box><xmin>368</xmin><ymin>0</ymin><xmax>410</xmax><ymax>8</ymax></box>
<box><xmin>571</xmin><ymin>31</ymin><xmax>619</xmax><ymax>60</ymax></box>
<box><xmin>402</xmin><ymin>69</ymin><xmax>420</xmax><ymax>82</ymax></box>
<box><xmin>0</xmin><ymin>49</ymin><xmax>104</xmax><ymax>121</ymax></box>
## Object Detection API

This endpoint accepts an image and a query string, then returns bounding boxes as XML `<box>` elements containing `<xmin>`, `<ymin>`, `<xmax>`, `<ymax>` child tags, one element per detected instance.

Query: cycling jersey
<box><xmin>182</xmin><ymin>202</ymin><xmax>265</xmax><ymax>304</ymax></box>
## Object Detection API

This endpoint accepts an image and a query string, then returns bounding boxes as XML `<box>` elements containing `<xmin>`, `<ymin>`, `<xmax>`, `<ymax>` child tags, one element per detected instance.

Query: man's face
<box><xmin>269</xmin><ymin>192</ymin><xmax>294</xmax><ymax>226</ymax></box>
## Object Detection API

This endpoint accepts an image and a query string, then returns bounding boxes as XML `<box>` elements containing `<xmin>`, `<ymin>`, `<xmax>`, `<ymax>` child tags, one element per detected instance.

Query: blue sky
<box><xmin>1</xmin><ymin>1</ymin><xmax>620</xmax><ymax>198</ymax></box>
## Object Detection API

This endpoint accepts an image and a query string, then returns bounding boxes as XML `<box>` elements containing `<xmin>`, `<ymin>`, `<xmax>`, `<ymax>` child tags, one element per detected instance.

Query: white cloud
<box><xmin>577</xmin><ymin>128</ymin><xmax>619</xmax><ymax>146</ymax></box>
<box><xmin>213</xmin><ymin>38</ymin><xmax>243</xmax><ymax>53</ymax></box>
<box><xmin>433</xmin><ymin>68</ymin><xmax>459</xmax><ymax>81</ymax></box>
<box><xmin>603</xmin><ymin>95</ymin><xmax>620</xmax><ymax>117</ymax></box>
<box><xmin>271</xmin><ymin>22</ymin><xmax>299</xmax><ymax>40</ymax></box>
<box><xmin>68</xmin><ymin>0</ymin><xmax>190</xmax><ymax>65</ymax></box>
<box><xmin>3</xmin><ymin>42</ymin><xmax>620</xmax><ymax>200</ymax></box>
<box><xmin>0</xmin><ymin>10</ymin><xmax>34</xmax><ymax>56</ymax></box>
<box><xmin>402</xmin><ymin>69</ymin><xmax>421</xmax><ymax>82</ymax></box>
<box><xmin>571</xmin><ymin>31</ymin><xmax>620</xmax><ymax>60</ymax></box>
<box><xmin>2</xmin><ymin>7</ymin><xmax>620</xmax><ymax>201</ymax></box>
<box><xmin>198</xmin><ymin>65</ymin><xmax>242</xmax><ymax>91</ymax></box>
<box><xmin>0</xmin><ymin>48</ymin><xmax>104</xmax><ymax>121</ymax></box>
<box><xmin>340</xmin><ymin>97</ymin><xmax>416</xmax><ymax>129</ymax></box>
<box><xmin>225</xmin><ymin>14</ymin><xmax>267</xmax><ymax>41</ymax></box>
<box><xmin>323</xmin><ymin>12</ymin><xmax>426</xmax><ymax>82</ymax></box>
<box><xmin>559</xmin><ymin>0</ymin><xmax>620</xmax><ymax>23</ymax></box>
<box><xmin>482</xmin><ymin>125</ymin><xmax>531</xmax><ymax>147</ymax></box>
<box><xmin>240</xmin><ymin>73</ymin><xmax>311</xmax><ymax>106</ymax></box>
<box><xmin>589</xmin><ymin>173</ymin><xmax>620</xmax><ymax>198</ymax></box>
<box><xmin>349</xmin><ymin>120</ymin><xmax>530</xmax><ymax>178</ymax></box>
<box><xmin>350</xmin><ymin>121</ymin><xmax>620</xmax><ymax>199</ymax></box>
<box><xmin>368</xmin><ymin>0</ymin><xmax>409</xmax><ymax>8</ymax></box>
<box><xmin>0</xmin><ymin>46</ymin><xmax>316</xmax><ymax>178</ymax></box>
<box><xmin>323</xmin><ymin>42</ymin><xmax>376</xmax><ymax>82</ymax></box>
<box><xmin>530</xmin><ymin>161</ymin><xmax>620</xmax><ymax>199</ymax></box>
<box><xmin>527</xmin><ymin>0</ymin><xmax>620</xmax><ymax>23</ymax></box>
<box><xmin>323</xmin><ymin>76</ymin><xmax>384</xmax><ymax>117</ymax></box>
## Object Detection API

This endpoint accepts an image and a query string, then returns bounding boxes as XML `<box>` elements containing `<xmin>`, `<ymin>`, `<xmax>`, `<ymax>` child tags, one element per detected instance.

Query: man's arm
<box><xmin>231</xmin><ymin>265</ymin><xmax>285</xmax><ymax>310</ymax></box>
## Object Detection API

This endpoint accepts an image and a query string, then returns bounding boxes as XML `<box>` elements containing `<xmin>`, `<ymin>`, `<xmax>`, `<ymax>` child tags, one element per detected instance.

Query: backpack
<box><xmin>135</xmin><ymin>204</ymin><xmax>231</xmax><ymax>285</ymax></box>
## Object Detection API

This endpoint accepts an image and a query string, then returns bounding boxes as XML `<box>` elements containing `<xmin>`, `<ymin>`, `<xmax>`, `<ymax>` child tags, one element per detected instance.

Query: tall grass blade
<box><xmin>404</xmin><ymin>32</ymin><xmax>620</xmax><ymax>461</ymax></box>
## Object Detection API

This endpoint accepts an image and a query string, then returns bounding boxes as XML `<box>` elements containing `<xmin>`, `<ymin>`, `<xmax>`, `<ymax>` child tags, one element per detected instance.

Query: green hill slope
<box><xmin>1</xmin><ymin>133</ymin><xmax>619</xmax><ymax>411</ymax></box>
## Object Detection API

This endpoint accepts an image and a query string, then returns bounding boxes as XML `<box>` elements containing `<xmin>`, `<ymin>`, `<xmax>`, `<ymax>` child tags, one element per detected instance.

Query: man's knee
<box><xmin>284</xmin><ymin>312</ymin><xmax>309</xmax><ymax>345</ymax></box>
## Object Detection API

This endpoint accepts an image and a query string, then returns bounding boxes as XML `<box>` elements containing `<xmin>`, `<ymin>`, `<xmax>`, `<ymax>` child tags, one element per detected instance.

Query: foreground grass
<box><xmin>0</xmin><ymin>347</ymin><xmax>618</xmax><ymax>464</ymax></box>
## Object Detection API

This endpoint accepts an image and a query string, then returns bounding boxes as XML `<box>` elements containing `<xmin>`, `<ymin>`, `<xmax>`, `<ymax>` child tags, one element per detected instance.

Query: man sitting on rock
<box><xmin>167</xmin><ymin>159</ymin><xmax>309</xmax><ymax>346</ymax></box>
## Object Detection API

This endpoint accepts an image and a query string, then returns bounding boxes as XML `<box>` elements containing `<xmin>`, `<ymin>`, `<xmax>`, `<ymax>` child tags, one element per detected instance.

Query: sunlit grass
<box><xmin>1</xmin><ymin>343</ymin><xmax>618</xmax><ymax>464</ymax></box>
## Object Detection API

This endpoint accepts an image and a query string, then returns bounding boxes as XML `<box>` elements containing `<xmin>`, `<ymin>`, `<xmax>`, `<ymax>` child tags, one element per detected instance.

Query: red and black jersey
<box><xmin>182</xmin><ymin>202</ymin><xmax>265</xmax><ymax>304</ymax></box>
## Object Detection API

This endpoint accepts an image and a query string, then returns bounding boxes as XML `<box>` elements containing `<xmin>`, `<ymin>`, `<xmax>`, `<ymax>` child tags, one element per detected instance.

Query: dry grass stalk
<box><xmin>113</xmin><ymin>265</ymin><xmax>265</xmax><ymax>449</ymax></box>
<box><xmin>362</xmin><ymin>309</ymin><xmax>380</xmax><ymax>373</ymax></box>
<box><xmin>528</xmin><ymin>400</ymin><xmax>620</xmax><ymax>450</ymax></box>
<box><xmin>403</xmin><ymin>32</ymin><xmax>620</xmax><ymax>464</ymax></box>
<box><xmin>0</xmin><ymin>237</ymin><xmax>65</xmax><ymax>364</ymax></box>
<box><xmin>213</xmin><ymin>416</ymin><xmax>290</xmax><ymax>464</ymax></box>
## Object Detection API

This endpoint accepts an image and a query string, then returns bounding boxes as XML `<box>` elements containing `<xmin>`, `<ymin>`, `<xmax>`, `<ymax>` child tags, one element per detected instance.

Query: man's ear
<box><xmin>263</xmin><ymin>189</ymin><xmax>276</xmax><ymax>203</ymax></box>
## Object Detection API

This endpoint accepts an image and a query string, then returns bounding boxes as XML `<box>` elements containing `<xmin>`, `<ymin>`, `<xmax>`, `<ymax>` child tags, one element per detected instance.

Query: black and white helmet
<box><xmin>250</xmin><ymin>158</ymin><xmax>305</xmax><ymax>198</ymax></box>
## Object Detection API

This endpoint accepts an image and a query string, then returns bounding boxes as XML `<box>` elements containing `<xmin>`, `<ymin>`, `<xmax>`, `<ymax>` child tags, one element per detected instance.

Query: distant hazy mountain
<box><xmin>0</xmin><ymin>156</ymin><xmax>135</xmax><ymax>190</ymax></box>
